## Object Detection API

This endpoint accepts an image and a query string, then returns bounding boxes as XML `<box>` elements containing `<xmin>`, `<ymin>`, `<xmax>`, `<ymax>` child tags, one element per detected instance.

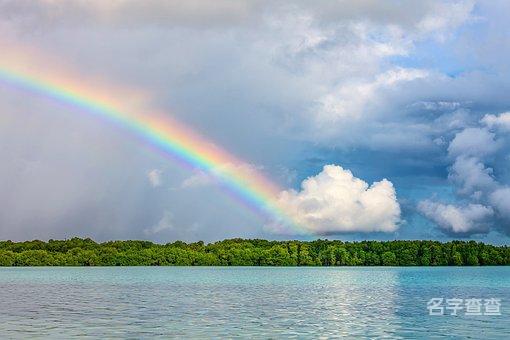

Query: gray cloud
<box><xmin>489</xmin><ymin>188</ymin><xmax>510</xmax><ymax>221</ymax></box>
<box><xmin>448</xmin><ymin>128</ymin><xmax>501</xmax><ymax>159</ymax></box>
<box><xmin>448</xmin><ymin>156</ymin><xmax>497</xmax><ymax>197</ymax></box>
<box><xmin>418</xmin><ymin>112</ymin><xmax>510</xmax><ymax>236</ymax></box>
<box><xmin>144</xmin><ymin>210</ymin><xmax>174</xmax><ymax>236</ymax></box>
<box><xmin>418</xmin><ymin>200</ymin><xmax>494</xmax><ymax>234</ymax></box>
<box><xmin>1</xmin><ymin>1</ymin><xmax>510</xmax><ymax>241</ymax></box>
<box><xmin>0</xmin><ymin>0</ymin><xmax>262</xmax><ymax>29</ymax></box>
<box><xmin>482</xmin><ymin>112</ymin><xmax>510</xmax><ymax>131</ymax></box>
<box><xmin>0</xmin><ymin>1</ymin><xmax>467</xmax><ymax>29</ymax></box>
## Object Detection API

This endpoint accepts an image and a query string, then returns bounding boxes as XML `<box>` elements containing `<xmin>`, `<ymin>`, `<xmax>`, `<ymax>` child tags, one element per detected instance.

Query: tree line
<box><xmin>0</xmin><ymin>238</ymin><xmax>508</xmax><ymax>266</ymax></box>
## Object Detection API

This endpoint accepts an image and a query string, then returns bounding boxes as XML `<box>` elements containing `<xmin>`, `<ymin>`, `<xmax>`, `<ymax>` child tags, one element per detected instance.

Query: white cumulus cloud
<box><xmin>270</xmin><ymin>165</ymin><xmax>401</xmax><ymax>235</ymax></box>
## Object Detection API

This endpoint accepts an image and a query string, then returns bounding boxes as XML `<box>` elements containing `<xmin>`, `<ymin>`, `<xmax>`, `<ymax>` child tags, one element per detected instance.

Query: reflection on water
<box><xmin>0</xmin><ymin>267</ymin><xmax>508</xmax><ymax>338</ymax></box>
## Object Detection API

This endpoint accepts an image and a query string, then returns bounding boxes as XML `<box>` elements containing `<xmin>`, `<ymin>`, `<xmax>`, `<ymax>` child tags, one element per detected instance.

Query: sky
<box><xmin>1</xmin><ymin>0</ymin><xmax>510</xmax><ymax>244</ymax></box>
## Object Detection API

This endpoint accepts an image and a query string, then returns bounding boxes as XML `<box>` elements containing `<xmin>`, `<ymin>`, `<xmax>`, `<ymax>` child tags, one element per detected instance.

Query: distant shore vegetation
<box><xmin>0</xmin><ymin>238</ymin><xmax>509</xmax><ymax>266</ymax></box>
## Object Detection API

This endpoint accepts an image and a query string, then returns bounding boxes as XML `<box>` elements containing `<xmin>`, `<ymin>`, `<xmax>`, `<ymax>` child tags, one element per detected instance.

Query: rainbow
<box><xmin>0</xmin><ymin>55</ymin><xmax>300</xmax><ymax>232</ymax></box>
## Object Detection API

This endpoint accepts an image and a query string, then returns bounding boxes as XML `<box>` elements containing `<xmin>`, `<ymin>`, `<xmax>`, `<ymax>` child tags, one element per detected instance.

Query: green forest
<box><xmin>0</xmin><ymin>238</ymin><xmax>508</xmax><ymax>266</ymax></box>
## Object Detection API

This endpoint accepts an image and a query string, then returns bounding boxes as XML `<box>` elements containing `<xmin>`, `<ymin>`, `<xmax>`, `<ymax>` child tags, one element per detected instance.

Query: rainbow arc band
<box><xmin>0</xmin><ymin>67</ymin><xmax>300</xmax><ymax>231</ymax></box>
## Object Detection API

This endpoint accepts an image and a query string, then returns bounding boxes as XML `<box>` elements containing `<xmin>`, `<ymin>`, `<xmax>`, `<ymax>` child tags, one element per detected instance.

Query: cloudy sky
<box><xmin>1</xmin><ymin>0</ymin><xmax>510</xmax><ymax>244</ymax></box>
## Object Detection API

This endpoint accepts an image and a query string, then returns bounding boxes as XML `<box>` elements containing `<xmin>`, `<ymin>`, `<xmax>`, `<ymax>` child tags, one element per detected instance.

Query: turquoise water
<box><xmin>0</xmin><ymin>267</ymin><xmax>508</xmax><ymax>338</ymax></box>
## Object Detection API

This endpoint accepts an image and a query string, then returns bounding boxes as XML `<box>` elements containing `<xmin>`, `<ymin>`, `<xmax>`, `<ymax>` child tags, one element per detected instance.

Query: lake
<box><xmin>0</xmin><ymin>267</ymin><xmax>508</xmax><ymax>338</ymax></box>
